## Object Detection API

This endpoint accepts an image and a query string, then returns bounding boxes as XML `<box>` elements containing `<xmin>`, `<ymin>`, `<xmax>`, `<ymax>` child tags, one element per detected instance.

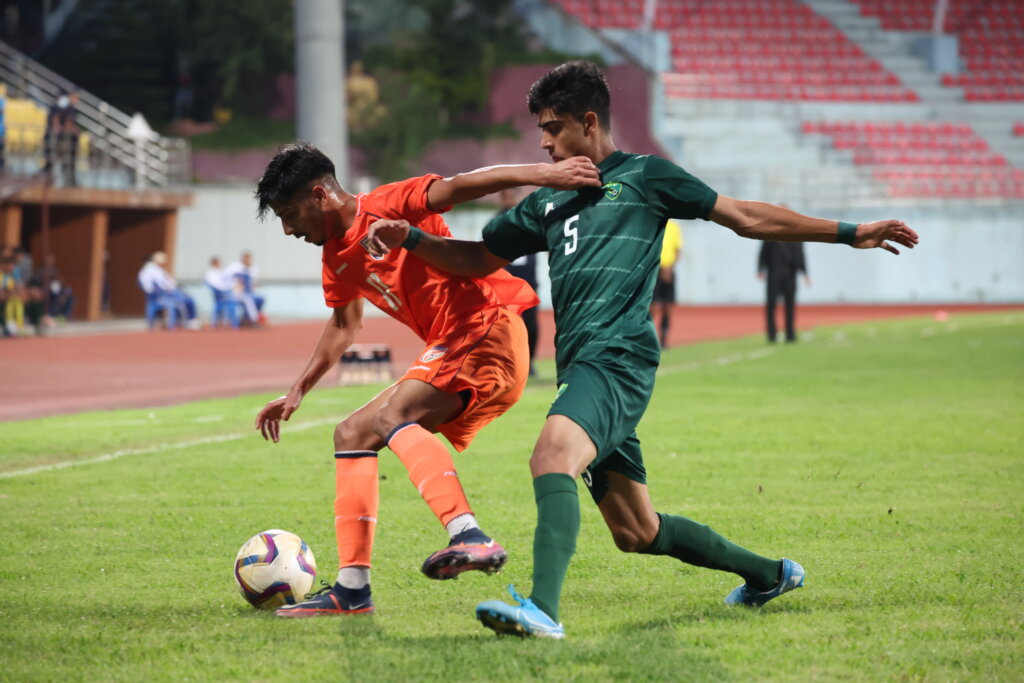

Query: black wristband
<box><xmin>837</xmin><ymin>221</ymin><xmax>857</xmax><ymax>246</ymax></box>
<box><xmin>401</xmin><ymin>226</ymin><xmax>423</xmax><ymax>250</ymax></box>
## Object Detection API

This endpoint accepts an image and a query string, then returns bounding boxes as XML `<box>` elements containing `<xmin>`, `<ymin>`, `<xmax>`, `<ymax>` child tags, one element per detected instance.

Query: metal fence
<box><xmin>0</xmin><ymin>39</ymin><xmax>190</xmax><ymax>189</ymax></box>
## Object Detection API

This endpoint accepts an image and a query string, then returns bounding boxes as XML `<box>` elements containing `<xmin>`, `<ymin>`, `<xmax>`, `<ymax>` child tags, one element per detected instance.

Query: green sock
<box><xmin>643</xmin><ymin>512</ymin><xmax>780</xmax><ymax>591</ymax></box>
<box><xmin>528</xmin><ymin>473</ymin><xmax>579</xmax><ymax>622</ymax></box>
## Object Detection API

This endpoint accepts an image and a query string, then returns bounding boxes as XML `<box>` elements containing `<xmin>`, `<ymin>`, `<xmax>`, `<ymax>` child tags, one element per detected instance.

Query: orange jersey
<box><xmin>321</xmin><ymin>174</ymin><xmax>538</xmax><ymax>342</ymax></box>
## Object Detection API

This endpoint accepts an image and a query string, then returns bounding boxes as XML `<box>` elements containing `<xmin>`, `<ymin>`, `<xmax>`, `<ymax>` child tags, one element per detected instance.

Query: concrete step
<box><xmin>652</xmin><ymin>0</ymin><xmax>1024</xmax><ymax>207</ymax></box>
<box><xmin>804</xmin><ymin>0</ymin><xmax>871</xmax><ymax>22</ymax></box>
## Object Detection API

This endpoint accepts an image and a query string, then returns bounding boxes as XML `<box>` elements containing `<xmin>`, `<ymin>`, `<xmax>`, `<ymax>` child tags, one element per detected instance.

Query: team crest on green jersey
<box><xmin>602</xmin><ymin>182</ymin><xmax>622</xmax><ymax>200</ymax></box>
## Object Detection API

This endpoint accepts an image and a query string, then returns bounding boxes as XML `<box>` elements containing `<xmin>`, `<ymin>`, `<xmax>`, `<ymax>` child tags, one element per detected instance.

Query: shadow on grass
<box><xmin>31</xmin><ymin>603</ymin><xmax>730</xmax><ymax>679</ymax></box>
<box><xmin>325</xmin><ymin>628</ymin><xmax>730</xmax><ymax>680</ymax></box>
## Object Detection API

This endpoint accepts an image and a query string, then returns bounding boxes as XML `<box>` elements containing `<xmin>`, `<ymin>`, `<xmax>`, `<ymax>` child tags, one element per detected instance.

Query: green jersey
<box><xmin>483</xmin><ymin>151</ymin><xmax>717</xmax><ymax>371</ymax></box>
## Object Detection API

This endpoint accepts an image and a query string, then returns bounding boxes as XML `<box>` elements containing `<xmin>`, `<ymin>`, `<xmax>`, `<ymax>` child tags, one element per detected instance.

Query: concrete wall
<box><xmin>676</xmin><ymin>205</ymin><xmax>1024</xmax><ymax>304</ymax></box>
<box><xmin>174</xmin><ymin>186</ymin><xmax>1023</xmax><ymax>322</ymax></box>
<box><xmin>174</xmin><ymin>185</ymin><xmax>323</xmax><ymax>319</ymax></box>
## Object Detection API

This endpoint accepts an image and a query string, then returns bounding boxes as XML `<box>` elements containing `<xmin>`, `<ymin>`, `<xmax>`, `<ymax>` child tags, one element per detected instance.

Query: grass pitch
<box><xmin>1</xmin><ymin>312</ymin><xmax>1021</xmax><ymax>681</ymax></box>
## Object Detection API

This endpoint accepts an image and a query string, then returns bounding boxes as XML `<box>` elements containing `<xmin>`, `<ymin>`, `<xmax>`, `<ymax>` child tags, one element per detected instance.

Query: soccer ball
<box><xmin>233</xmin><ymin>529</ymin><xmax>317</xmax><ymax>609</ymax></box>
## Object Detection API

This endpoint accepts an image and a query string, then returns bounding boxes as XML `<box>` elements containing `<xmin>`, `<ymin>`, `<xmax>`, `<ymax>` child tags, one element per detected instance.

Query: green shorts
<box><xmin>548</xmin><ymin>351</ymin><xmax>658</xmax><ymax>503</ymax></box>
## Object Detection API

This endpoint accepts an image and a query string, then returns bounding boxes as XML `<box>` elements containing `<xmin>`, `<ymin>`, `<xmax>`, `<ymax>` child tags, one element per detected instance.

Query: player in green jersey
<box><xmin>366</xmin><ymin>61</ymin><xmax>919</xmax><ymax>639</ymax></box>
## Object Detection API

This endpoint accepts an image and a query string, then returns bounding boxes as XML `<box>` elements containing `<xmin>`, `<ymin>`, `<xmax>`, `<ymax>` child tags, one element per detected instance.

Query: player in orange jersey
<box><xmin>253</xmin><ymin>143</ymin><xmax>600</xmax><ymax>617</ymax></box>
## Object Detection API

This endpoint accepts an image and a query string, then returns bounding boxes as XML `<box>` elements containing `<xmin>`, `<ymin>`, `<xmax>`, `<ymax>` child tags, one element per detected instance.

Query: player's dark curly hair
<box><xmin>254</xmin><ymin>143</ymin><xmax>336</xmax><ymax>219</ymax></box>
<box><xmin>527</xmin><ymin>61</ymin><xmax>611</xmax><ymax>130</ymax></box>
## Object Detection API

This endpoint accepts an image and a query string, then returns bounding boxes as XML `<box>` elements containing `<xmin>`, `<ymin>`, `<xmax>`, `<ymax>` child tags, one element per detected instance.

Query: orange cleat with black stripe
<box><xmin>275</xmin><ymin>581</ymin><xmax>374</xmax><ymax>617</ymax></box>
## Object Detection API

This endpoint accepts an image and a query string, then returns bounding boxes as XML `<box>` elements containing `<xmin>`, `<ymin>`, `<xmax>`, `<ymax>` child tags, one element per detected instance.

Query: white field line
<box><xmin>0</xmin><ymin>416</ymin><xmax>339</xmax><ymax>480</ymax></box>
<box><xmin>3</xmin><ymin>348</ymin><xmax>777</xmax><ymax>480</ymax></box>
<box><xmin>56</xmin><ymin>414</ymin><xmax>227</xmax><ymax>429</ymax></box>
<box><xmin>657</xmin><ymin>347</ymin><xmax>776</xmax><ymax>376</ymax></box>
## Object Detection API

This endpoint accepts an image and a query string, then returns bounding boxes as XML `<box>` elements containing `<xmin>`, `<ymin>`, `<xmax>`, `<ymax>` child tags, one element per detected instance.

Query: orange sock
<box><xmin>334</xmin><ymin>451</ymin><xmax>379</xmax><ymax>568</ymax></box>
<box><xmin>387</xmin><ymin>423</ymin><xmax>472</xmax><ymax>527</ymax></box>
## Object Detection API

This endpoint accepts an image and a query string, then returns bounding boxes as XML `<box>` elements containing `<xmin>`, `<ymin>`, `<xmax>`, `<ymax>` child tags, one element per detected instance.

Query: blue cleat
<box><xmin>476</xmin><ymin>585</ymin><xmax>565</xmax><ymax>639</ymax></box>
<box><xmin>275</xmin><ymin>581</ymin><xmax>374</xmax><ymax>617</ymax></box>
<box><xmin>421</xmin><ymin>529</ymin><xmax>507</xmax><ymax>580</ymax></box>
<box><xmin>725</xmin><ymin>558</ymin><xmax>805</xmax><ymax>607</ymax></box>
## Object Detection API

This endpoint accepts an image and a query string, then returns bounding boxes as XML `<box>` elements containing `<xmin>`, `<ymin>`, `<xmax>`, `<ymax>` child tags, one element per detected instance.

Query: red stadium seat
<box><xmin>637</xmin><ymin>0</ymin><xmax>918</xmax><ymax>102</ymax></box>
<box><xmin>803</xmin><ymin>118</ymin><xmax>1024</xmax><ymax>199</ymax></box>
<box><xmin>849</xmin><ymin>0</ymin><xmax>1024</xmax><ymax>101</ymax></box>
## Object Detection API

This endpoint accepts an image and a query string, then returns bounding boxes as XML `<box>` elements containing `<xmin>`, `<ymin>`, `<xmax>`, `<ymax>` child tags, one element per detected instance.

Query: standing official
<box><xmin>652</xmin><ymin>219</ymin><xmax>682</xmax><ymax>348</ymax></box>
<box><xmin>757</xmin><ymin>239</ymin><xmax>809</xmax><ymax>343</ymax></box>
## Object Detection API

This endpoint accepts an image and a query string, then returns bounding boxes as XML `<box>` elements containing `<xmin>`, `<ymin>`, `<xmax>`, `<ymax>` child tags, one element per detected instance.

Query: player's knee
<box><xmin>373</xmin><ymin>403</ymin><xmax>423</xmax><ymax>444</ymax></box>
<box><xmin>371</xmin><ymin>410</ymin><xmax>395</xmax><ymax>443</ymax></box>
<box><xmin>529</xmin><ymin>445</ymin><xmax>590</xmax><ymax>478</ymax></box>
<box><xmin>609</xmin><ymin>526</ymin><xmax>647</xmax><ymax>553</ymax></box>
<box><xmin>333</xmin><ymin>417</ymin><xmax>377</xmax><ymax>452</ymax></box>
<box><xmin>530</xmin><ymin>448</ymin><xmax>569</xmax><ymax>477</ymax></box>
<box><xmin>608</xmin><ymin>521</ymin><xmax>658</xmax><ymax>553</ymax></box>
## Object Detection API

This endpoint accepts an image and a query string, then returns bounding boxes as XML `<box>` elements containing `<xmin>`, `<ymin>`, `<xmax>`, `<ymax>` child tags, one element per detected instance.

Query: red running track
<box><xmin>0</xmin><ymin>304</ymin><xmax>1018</xmax><ymax>423</ymax></box>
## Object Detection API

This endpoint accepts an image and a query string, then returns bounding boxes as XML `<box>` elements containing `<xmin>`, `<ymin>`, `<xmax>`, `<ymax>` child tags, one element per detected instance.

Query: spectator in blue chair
<box><xmin>226</xmin><ymin>250</ymin><xmax>265</xmax><ymax>326</ymax></box>
<box><xmin>204</xmin><ymin>256</ymin><xmax>241</xmax><ymax>328</ymax></box>
<box><xmin>137</xmin><ymin>250</ymin><xmax>199</xmax><ymax>330</ymax></box>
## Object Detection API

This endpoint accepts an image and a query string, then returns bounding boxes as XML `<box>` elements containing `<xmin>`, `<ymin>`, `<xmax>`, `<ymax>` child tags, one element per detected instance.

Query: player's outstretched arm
<box><xmin>425</xmin><ymin>156</ymin><xmax>601</xmax><ymax>211</ymax></box>
<box><xmin>710</xmin><ymin>196</ymin><xmax>919</xmax><ymax>254</ymax></box>
<box><xmin>851</xmin><ymin>218</ymin><xmax>920</xmax><ymax>254</ymax></box>
<box><xmin>256</xmin><ymin>301</ymin><xmax>363</xmax><ymax>443</ymax></box>
<box><xmin>366</xmin><ymin>218</ymin><xmax>509</xmax><ymax>278</ymax></box>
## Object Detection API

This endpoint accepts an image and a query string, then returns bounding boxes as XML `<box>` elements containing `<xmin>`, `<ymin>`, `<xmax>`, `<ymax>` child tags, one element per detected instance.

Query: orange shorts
<box><xmin>400</xmin><ymin>307</ymin><xmax>530</xmax><ymax>451</ymax></box>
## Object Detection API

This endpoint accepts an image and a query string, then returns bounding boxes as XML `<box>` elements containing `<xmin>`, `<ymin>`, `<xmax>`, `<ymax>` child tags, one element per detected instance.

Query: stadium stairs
<box><xmin>0</xmin><ymin>39</ymin><xmax>188</xmax><ymax>190</ymax></box>
<box><xmin>540</xmin><ymin>0</ymin><xmax>1023</xmax><ymax>206</ymax></box>
<box><xmin>807</xmin><ymin>0</ymin><xmax>1024</xmax><ymax>169</ymax></box>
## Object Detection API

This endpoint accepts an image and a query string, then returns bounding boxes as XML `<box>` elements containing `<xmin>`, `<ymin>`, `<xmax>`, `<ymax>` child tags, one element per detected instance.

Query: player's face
<box><xmin>273</xmin><ymin>190</ymin><xmax>329</xmax><ymax>247</ymax></box>
<box><xmin>536</xmin><ymin>108</ymin><xmax>589</xmax><ymax>163</ymax></box>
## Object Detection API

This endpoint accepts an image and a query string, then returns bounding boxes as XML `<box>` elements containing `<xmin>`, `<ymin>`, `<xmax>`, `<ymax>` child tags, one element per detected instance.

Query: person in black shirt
<box><xmin>757</xmin><ymin>239</ymin><xmax>809</xmax><ymax>343</ymax></box>
<box><xmin>44</xmin><ymin>90</ymin><xmax>80</xmax><ymax>186</ymax></box>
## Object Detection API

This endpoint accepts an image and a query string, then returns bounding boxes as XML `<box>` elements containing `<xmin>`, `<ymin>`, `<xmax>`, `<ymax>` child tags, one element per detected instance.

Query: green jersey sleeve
<box><xmin>482</xmin><ymin>193</ymin><xmax>549</xmax><ymax>261</ymax></box>
<box><xmin>643</xmin><ymin>155</ymin><xmax>718</xmax><ymax>222</ymax></box>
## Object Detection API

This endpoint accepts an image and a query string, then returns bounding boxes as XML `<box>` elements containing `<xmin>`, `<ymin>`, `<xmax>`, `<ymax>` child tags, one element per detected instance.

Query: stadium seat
<box><xmin>209</xmin><ymin>286</ymin><xmax>241</xmax><ymax>329</ymax></box>
<box><xmin>849</xmin><ymin>0</ymin><xmax>1024</xmax><ymax>101</ymax></box>
<box><xmin>142</xmin><ymin>291</ymin><xmax>179</xmax><ymax>330</ymax></box>
<box><xmin>566</xmin><ymin>0</ymin><xmax>917</xmax><ymax>102</ymax></box>
<box><xmin>4</xmin><ymin>98</ymin><xmax>47</xmax><ymax>156</ymax></box>
<box><xmin>807</xmin><ymin>119</ymin><xmax>1024</xmax><ymax>199</ymax></box>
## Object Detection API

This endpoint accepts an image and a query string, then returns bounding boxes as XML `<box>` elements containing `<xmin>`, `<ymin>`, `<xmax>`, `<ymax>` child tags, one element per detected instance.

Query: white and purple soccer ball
<box><xmin>234</xmin><ymin>529</ymin><xmax>317</xmax><ymax>609</ymax></box>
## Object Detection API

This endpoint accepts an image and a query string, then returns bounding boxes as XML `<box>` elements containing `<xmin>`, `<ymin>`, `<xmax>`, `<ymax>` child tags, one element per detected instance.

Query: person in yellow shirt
<box><xmin>652</xmin><ymin>219</ymin><xmax>682</xmax><ymax>348</ymax></box>
<box><xmin>0</xmin><ymin>253</ymin><xmax>16</xmax><ymax>337</ymax></box>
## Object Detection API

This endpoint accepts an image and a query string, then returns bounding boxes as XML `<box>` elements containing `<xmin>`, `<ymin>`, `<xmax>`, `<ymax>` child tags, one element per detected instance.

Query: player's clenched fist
<box><xmin>543</xmin><ymin>156</ymin><xmax>602</xmax><ymax>190</ymax></box>
<box><xmin>367</xmin><ymin>219</ymin><xmax>411</xmax><ymax>258</ymax></box>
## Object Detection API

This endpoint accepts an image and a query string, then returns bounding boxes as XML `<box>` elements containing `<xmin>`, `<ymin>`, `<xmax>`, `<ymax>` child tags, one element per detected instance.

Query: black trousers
<box><xmin>521</xmin><ymin>305</ymin><xmax>538</xmax><ymax>361</ymax></box>
<box><xmin>765</xmin><ymin>274</ymin><xmax>797</xmax><ymax>342</ymax></box>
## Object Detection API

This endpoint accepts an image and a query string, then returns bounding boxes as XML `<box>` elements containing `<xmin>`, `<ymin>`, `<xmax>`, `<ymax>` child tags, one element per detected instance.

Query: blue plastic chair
<box><xmin>209</xmin><ymin>286</ymin><xmax>241</xmax><ymax>329</ymax></box>
<box><xmin>233</xmin><ymin>271</ymin><xmax>265</xmax><ymax>324</ymax></box>
<box><xmin>141</xmin><ymin>287</ymin><xmax>178</xmax><ymax>330</ymax></box>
